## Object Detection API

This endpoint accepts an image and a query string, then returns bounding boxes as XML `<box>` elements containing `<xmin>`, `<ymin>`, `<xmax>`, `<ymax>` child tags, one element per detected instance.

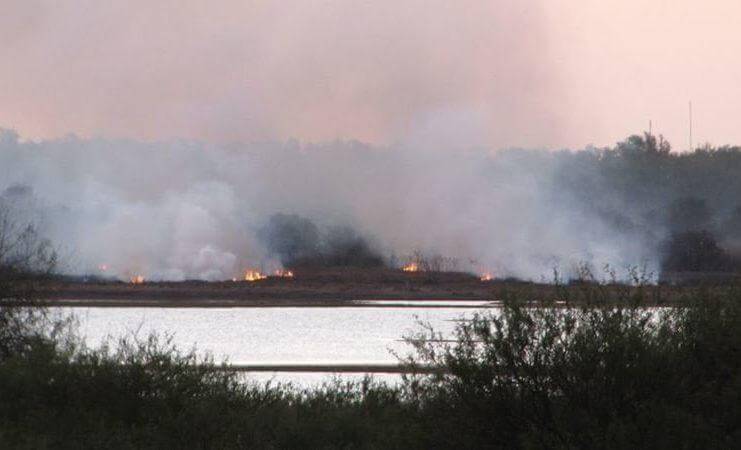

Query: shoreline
<box><xmin>27</xmin><ymin>268</ymin><xmax>715</xmax><ymax>308</ymax></box>
<box><xmin>40</xmin><ymin>298</ymin><xmax>501</xmax><ymax>308</ymax></box>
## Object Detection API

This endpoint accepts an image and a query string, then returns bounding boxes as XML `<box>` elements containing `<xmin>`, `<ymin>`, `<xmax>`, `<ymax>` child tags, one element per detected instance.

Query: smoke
<box><xmin>0</xmin><ymin>0</ymin><xmax>561</xmax><ymax>149</ymax></box>
<box><xmin>3</xmin><ymin>2</ymin><xmax>741</xmax><ymax>282</ymax></box>
<box><xmin>3</xmin><ymin>127</ymin><xmax>693</xmax><ymax>282</ymax></box>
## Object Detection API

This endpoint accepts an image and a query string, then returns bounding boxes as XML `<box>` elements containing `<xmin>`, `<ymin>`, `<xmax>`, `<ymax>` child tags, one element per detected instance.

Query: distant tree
<box><xmin>721</xmin><ymin>205</ymin><xmax>741</xmax><ymax>241</ymax></box>
<box><xmin>661</xmin><ymin>230</ymin><xmax>730</xmax><ymax>272</ymax></box>
<box><xmin>616</xmin><ymin>132</ymin><xmax>671</xmax><ymax>157</ymax></box>
<box><xmin>322</xmin><ymin>225</ymin><xmax>384</xmax><ymax>268</ymax></box>
<box><xmin>667</xmin><ymin>197</ymin><xmax>712</xmax><ymax>233</ymax></box>
<box><xmin>258</xmin><ymin>213</ymin><xmax>320</xmax><ymax>266</ymax></box>
<box><xmin>0</xmin><ymin>191</ymin><xmax>57</xmax><ymax>294</ymax></box>
<box><xmin>0</xmin><ymin>199</ymin><xmax>57</xmax><ymax>361</ymax></box>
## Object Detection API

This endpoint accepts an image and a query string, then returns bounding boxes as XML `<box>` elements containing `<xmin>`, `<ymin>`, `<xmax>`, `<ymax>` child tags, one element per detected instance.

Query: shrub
<box><xmin>404</xmin><ymin>287</ymin><xmax>741</xmax><ymax>448</ymax></box>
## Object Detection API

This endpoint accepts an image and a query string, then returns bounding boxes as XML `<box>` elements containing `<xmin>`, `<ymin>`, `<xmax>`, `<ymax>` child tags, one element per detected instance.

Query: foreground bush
<box><xmin>0</xmin><ymin>332</ymin><xmax>420</xmax><ymax>449</ymax></box>
<box><xmin>406</xmin><ymin>288</ymin><xmax>741</xmax><ymax>448</ymax></box>
<box><xmin>1</xmin><ymin>287</ymin><xmax>740</xmax><ymax>448</ymax></box>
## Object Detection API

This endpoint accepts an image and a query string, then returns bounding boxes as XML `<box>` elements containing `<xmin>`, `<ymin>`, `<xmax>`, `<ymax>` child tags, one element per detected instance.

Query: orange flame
<box><xmin>402</xmin><ymin>263</ymin><xmax>419</xmax><ymax>272</ymax></box>
<box><xmin>130</xmin><ymin>275</ymin><xmax>145</xmax><ymax>284</ymax></box>
<box><xmin>244</xmin><ymin>270</ymin><xmax>267</xmax><ymax>282</ymax></box>
<box><xmin>274</xmin><ymin>269</ymin><xmax>294</xmax><ymax>278</ymax></box>
<box><xmin>480</xmin><ymin>273</ymin><xmax>493</xmax><ymax>282</ymax></box>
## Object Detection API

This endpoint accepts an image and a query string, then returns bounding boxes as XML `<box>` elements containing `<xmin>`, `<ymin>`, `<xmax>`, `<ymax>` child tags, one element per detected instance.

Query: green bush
<box><xmin>0</xmin><ymin>330</ymin><xmax>419</xmax><ymax>449</ymax></box>
<box><xmin>1</xmin><ymin>285</ymin><xmax>740</xmax><ymax>448</ymax></box>
<box><xmin>405</xmin><ymin>288</ymin><xmax>741</xmax><ymax>448</ymax></box>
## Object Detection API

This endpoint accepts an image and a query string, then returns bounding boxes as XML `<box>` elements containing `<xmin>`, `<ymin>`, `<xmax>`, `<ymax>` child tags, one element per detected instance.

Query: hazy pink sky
<box><xmin>1</xmin><ymin>1</ymin><xmax>740</xmax><ymax>150</ymax></box>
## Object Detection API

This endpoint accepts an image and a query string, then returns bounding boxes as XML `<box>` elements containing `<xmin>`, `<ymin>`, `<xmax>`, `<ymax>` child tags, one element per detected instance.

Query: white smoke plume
<box><xmin>0</xmin><ymin>128</ymin><xmax>658</xmax><ymax>281</ymax></box>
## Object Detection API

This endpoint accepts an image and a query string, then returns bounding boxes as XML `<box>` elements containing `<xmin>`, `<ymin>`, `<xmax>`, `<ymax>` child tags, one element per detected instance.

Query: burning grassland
<box><xmin>9</xmin><ymin>131</ymin><xmax>741</xmax><ymax>285</ymax></box>
<box><xmin>243</xmin><ymin>270</ymin><xmax>267</xmax><ymax>282</ymax></box>
<box><xmin>33</xmin><ymin>266</ymin><xmax>703</xmax><ymax>308</ymax></box>
<box><xmin>274</xmin><ymin>269</ymin><xmax>294</xmax><ymax>278</ymax></box>
<box><xmin>242</xmin><ymin>268</ymin><xmax>294</xmax><ymax>282</ymax></box>
<box><xmin>402</xmin><ymin>263</ymin><xmax>419</xmax><ymax>272</ymax></box>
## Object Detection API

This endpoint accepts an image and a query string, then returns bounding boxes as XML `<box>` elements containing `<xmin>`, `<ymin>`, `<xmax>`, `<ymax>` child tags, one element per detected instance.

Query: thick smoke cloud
<box><xmin>0</xmin><ymin>131</ymin><xmax>684</xmax><ymax>280</ymax></box>
<box><xmin>12</xmin><ymin>128</ymin><xmax>740</xmax><ymax>282</ymax></box>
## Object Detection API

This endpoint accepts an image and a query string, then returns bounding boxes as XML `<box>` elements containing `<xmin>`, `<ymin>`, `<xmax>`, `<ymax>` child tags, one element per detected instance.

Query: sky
<box><xmin>1</xmin><ymin>0</ymin><xmax>740</xmax><ymax>150</ymax></box>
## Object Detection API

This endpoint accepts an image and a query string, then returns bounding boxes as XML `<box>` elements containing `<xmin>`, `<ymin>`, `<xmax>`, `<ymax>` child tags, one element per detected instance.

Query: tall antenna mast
<box><xmin>689</xmin><ymin>101</ymin><xmax>693</xmax><ymax>151</ymax></box>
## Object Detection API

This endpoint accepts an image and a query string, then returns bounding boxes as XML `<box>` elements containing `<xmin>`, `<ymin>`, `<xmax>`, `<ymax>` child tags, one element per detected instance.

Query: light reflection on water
<box><xmin>60</xmin><ymin>304</ymin><xmax>492</xmax><ymax>385</ymax></box>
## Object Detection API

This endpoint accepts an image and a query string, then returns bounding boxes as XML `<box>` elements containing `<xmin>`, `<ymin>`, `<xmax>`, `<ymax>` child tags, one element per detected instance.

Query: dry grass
<box><xmin>29</xmin><ymin>267</ymin><xmax>723</xmax><ymax>307</ymax></box>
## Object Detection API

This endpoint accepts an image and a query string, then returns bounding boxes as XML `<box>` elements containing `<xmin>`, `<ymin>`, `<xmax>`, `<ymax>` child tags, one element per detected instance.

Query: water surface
<box><xmin>65</xmin><ymin>303</ymin><xmax>492</xmax><ymax>385</ymax></box>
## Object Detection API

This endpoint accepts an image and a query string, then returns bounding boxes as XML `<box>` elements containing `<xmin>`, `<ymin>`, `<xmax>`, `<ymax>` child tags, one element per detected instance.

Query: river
<box><xmin>59</xmin><ymin>300</ymin><xmax>497</xmax><ymax>385</ymax></box>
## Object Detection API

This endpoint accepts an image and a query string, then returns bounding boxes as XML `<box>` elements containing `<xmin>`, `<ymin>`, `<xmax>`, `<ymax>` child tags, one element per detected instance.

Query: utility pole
<box><xmin>689</xmin><ymin>101</ymin><xmax>693</xmax><ymax>151</ymax></box>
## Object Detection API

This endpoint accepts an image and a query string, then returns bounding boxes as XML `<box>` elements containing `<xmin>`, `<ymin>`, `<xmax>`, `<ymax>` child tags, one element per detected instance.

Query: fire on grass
<box><xmin>401</xmin><ymin>258</ymin><xmax>494</xmax><ymax>282</ymax></box>
<box><xmin>402</xmin><ymin>263</ymin><xmax>419</xmax><ymax>272</ymax></box>
<box><xmin>122</xmin><ymin>268</ymin><xmax>293</xmax><ymax>284</ymax></box>
<box><xmin>242</xmin><ymin>268</ymin><xmax>294</xmax><ymax>282</ymax></box>
<box><xmin>243</xmin><ymin>270</ymin><xmax>267</xmax><ymax>282</ymax></box>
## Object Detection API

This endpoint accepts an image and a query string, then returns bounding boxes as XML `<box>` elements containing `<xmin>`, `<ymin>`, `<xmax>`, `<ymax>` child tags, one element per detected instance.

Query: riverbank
<box><xmin>37</xmin><ymin>298</ymin><xmax>501</xmax><ymax>308</ymax></box>
<box><xmin>31</xmin><ymin>267</ymin><xmax>712</xmax><ymax>307</ymax></box>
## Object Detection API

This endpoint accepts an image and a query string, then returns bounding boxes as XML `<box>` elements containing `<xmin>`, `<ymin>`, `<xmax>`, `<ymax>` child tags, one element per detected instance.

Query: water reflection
<box><xmin>64</xmin><ymin>304</ymin><xmax>491</xmax><ymax>385</ymax></box>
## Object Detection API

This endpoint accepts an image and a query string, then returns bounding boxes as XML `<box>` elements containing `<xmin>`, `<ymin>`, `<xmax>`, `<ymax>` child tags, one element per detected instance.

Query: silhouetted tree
<box><xmin>661</xmin><ymin>230</ymin><xmax>729</xmax><ymax>272</ymax></box>
<box><xmin>322</xmin><ymin>225</ymin><xmax>384</xmax><ymax>268</ymax></box>
<box><xmin>259</xmin><ymin>214</ymin><xmax>384</xmax><ymax>268</ymax></box>
<box><xmin>259</xmin><ymin>213</ymin><xmax>320</xmax><ymax>266</ymax></box>
<box><xmin>667</xmin><ymin>197</ymin><xmax>713</xmax><ymax>233</ymax></box>
<box><xmin>0</xmin><ymin>199</ymin><xmax>57</xmax><ymax>361</ymax></box>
